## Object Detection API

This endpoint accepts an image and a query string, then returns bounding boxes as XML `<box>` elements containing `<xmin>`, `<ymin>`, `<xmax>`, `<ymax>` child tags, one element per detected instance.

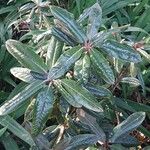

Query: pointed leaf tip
<box><xmin>110</xmin><ymin>112</ymin><xmax>145</xmax><ymax>143</ymax></box>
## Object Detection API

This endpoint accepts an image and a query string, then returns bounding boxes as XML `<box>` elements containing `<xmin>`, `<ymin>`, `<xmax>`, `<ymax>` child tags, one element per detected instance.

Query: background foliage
<box><xmin>0</xmin><ymin>0</ymin><xmax>150</xmax><ymax>150</ymax></box>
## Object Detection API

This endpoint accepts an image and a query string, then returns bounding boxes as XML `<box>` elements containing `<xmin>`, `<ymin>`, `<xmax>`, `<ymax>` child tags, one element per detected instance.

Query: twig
<box><xmin>112</xmin><ymin>64</ymin><xmax>129</xmax><ymax>93</ymax></box>
<box><xmin>56</xmin><ymin>125</ymin><xmax>65</xmax><ymax>144</ymax></box>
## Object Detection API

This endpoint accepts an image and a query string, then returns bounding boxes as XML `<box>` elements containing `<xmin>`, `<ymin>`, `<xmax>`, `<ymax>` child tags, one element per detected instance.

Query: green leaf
<box><xmin>91</xmin><ymin>26</ymin><xmax>129</xmax><ymax>46</ymax></box>
<box><xmin>5</xmin><ymin>39</ymin><xmax>48</xmax><ymax>73</ymax></box>
<box><xmin>20</xmin><ymin>29</ymin><xmax>47</xmax><ymax>42</ymax></box>
<box><xmin>51</xmin><ymin>27</ymin><xmax>78</xmax><ymax>46</ymax></box>
<box><xmin>0</xmin><ymin>91</ymin><xmax>9</xmax><ymax>103</ymax></box>
<box><xmin>138</xmin><ymin>49</ymin><xmax>150</xmax><ymax>62</ymax></box>
<box><xmin>54</xmin><ymin>134</ymin><xmax>99</xmax><ymax>150</ymax></box>
<box><xmin>121</xmin><ymin>77</ymin><xmax>141</xmax><ymax>86</ymax></box>
<box><xmin>114</xmin><ymin>97</ymin><xmax>150</xmax><ymax>114</ymax></box>
<box><xmin>100</xmin><ymin>40</ymin><xmax>142</xmax><ymax>63</ymax></box>
<box><xmin>84</xmin><ymin>84</ymin><xmax>112</xmax><ymax>97</ymax></box>
<box><xmin>102</xmin><ymin>0</ymin><xmax>139</xmax><ymax>16</ymax></box>
<box><xmin>125</xmin><ymin>26</ymin><xmax>149</xmax><ymax>35</ymax></box>
<box><xmin>77</xmin><ymin>109</ymin><xmax>106</xmax><ymax>142</ymax></box>
<box><xmin>85</xmin><ymin>147</ymin><xmax>99</xmax><ymax>150</ymax></box>
<box><xmin>59</xmin><ymin>79</ymin><xmax>103</xmax><ymax>112</ymax></box>
<box><xmin>1</xmin><ymin>132</ymin><xmax>20</xmax><ymax>150</ymax></box>
<box><xmin>55</xmin><ymin>81</ymin><xmax>82</xmax><ymax>108</ymax></box>
<box><xmin>46</xmin><ymin>37</ymin><xmax>63</xmax><ymax>68</ymax></box>
<box><xmin>10</xmin><ymin>67</ymin><xmax>36</xmax><ymax>83</ymax></box>
<box><xmin>32</xmin><ymin>87</ymin><xmax>54</xmax><ymax>135</ymax></box>
<box><xmin>0</xmin><ymin>115</ymin><xmax>35</xmax><ymax>146</ymax></box>
<box><xmin>50</xmin><ymin>6</ymin><xmax>87</xmax><ymax>43</ymax></box>
<box><xmin>113</xmin><ymin>97</ymin><xmax>136</xmax><ymax>112</ymax></box>
<box><xmin>0</xmin><ymin>45</ymin><xmax>6</xmax><ymax>63</ymax></box>
<box><xmin>46</xmin><ymin>37</ymin><xmax>57</xmax><ymax>67</ymax></box>
<box><xmin>110</xmin><ymin>112</ymin><xmax>146</xmax><ymax>143</ymax></box>
<box><xmin>3</xmin><ymin>76</ymin><xmax>16</xmax><ymax>87</ymax></box>
<box><xmin>24</xmin><ymin>99</ymin><xmax>35</xmax><ymax>122</ymax></box>
<box><xmin>0</xmin><ymin>127</ymin><xmax>7</xmax><ymax>137</ymax></box>
<box><xmin>91</xmin><ymin>31</ymin><xmax>112</xmax><ymax>46</ymax></box>
<box><xmin>59</xmin><ymin>97</ymin><xmax>71</xmax><ymax>114</ymax></box>
<box><xmin>109</xmin><ymin>144</ymin><xmax>127</xmax><ymax>150</ymax></box>
<box><xmin>30</xmin><ymin>71</ymin><xmax>48</xmax><ymax>81</ymax></box>
<box><xmin>138</xmin><ymin>70</ymin><xmax>146</xmax><ymax>95</ymax></box>
<box><xmin>48</xmin><ymin>46</ymin><xmax>83</xmax><ymax>80</ymax></box>
<box><xmin>11</xmin><ymin>100</ymin><xmax>29</xmax><ymax>120</ymax></box>
<box><xmin>143</xmin><ymin>146</ymin><xmax>150</xmax><ymax>150</ymax></box>
<box><xmin>19</xmin><ymin>2</ymin><xmax>35</xmax><ymax>13</ymax></box>
<box><xmin>127</xmin><ymin>100</ymin><xmax>150</xmax><ymax>113</ymax></box>
<box><xmin>74</xmin><ymin>54</ymin><xmax>90</xmax><ymax>84</ymax></box>
<box><xmin>112</xmin><ymin>134</ymin><xmax>139</xmax><ymax>146</ymax></box>
<box><xmin>90</xmin><ymin>49</ymin><xmax>115</xmax><ymax>84</ymax></box>
<box><xmin>7</xmin><ymin>82</ymin><xmax>28</xmax><ymax>100</ymax></box>
<box><xmin>87</xmin><ymin>3</ymin><xmax>102</xmax><ymax>39</ymax></box>
<box><xmin>139</xmin><ymin>126</ymin><xmax>150</xmax><ymax>139</ymax></box>
<box><xmin>33</xmin><ymin>30</ymin><xmax>52</xmax><ymax>42</ymax></box>
<box><xmin>0</xmin><ymin>6</ymin><xmax>17</xmax><ymax>14</ymax></box>
<box><xmin>0</xmin><ymin>81</ymin><xmax>44</xmax><ymax>115</ymax></box>
<box><xmin>34</xmin><ymin>134</ymin><xmax>51</xmax><ymax>150</ymax></box>
<box><xmin>77</xmin><ymin>7</ymin><xmax>90</xmax><ymax>23</ymax></box>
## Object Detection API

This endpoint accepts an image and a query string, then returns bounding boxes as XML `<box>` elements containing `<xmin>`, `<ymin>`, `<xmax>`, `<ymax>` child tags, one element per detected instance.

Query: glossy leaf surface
<box><xmin>55</xmin><ymin>81</ymin><xmax>82</xmax><ymax>108</ymax></box>
<box><xmin>51</xmin><ymin>27</ymin><xmax>78</xmax><ymax>46</ymax></box>
<box><xmin>110</xmin><ymin>112</ymin><xmax>145</xmax><ymax>143</ymax></box>
<box><xmin>74</xmin><ymin>54</ymin><xmax>90</xmax><ymax>84</ymax></box>
<box><xmin>54</xmin><ymin>134</ymin><xmax>99</xmax><ymax>150</ymax></box>
<box><xmin>46</xmin><ymin>37</ymin><xmax>63</xmax><ymax>68</ymax></box>
<box><xmin>90</xmin><ymin>49</ymin><xmax>115</xmax><ymax>84</ymax></box>
<box><xmin>87</xmin><ymin>3</ymin><xmax>102</xmax><ymax>39</ymax></box>
<box><xmin>60</xmin><ymin>79</ymin><xmax>103</xmax><ymax>112</ymax></box>
<box><xmin>100</xmin><ymin>40</ymin><xmax>142</xmax><ymax>63</ymax></box>
<box><xmin>0</xmin><ymin>127</ymin><xmax>7</xmax><ymax>137</ymax></box>
<box><xmin>48</xmin><ymin>46</ymin><xmax>83</xmax><ymax>80</ymax></box>
<box><xmin>0</xmin><ymin>115</ymin><xmax>35</xmax><ymax>146</ymax></box>
<box><xmin>50</xmin><ymin>6</ymin><xmax>87</xmax><ymax>43</ymax></box>
<box><xmin>84</xmin><ymin>83</ymin><xmax>112</xmax><ymax>97</ymax></box>
<box><xmin>121</xmin><ymin>77</ymin><xmax>141</xmax><ymax>86</ymax></box>
<box><xmin>0</xmin><ymin>81</ymin><xmax>44</xmax><ymax>115</ymax></box>
<box><xmin>1</xmin><ymin>133</ymin><xmax>20</xmax><ymax>150</ymax></box>
<box><xmin>6</xmin><ymin>39</ymin><xmax>48</xmax><ymax>73</ymax></box>
<box><xmin>33</xmin><ymin>87</ymin><xmax>54</xmax><ymax>135</ymax></box>
<box><xmin>77</xmin><ymin>109</ymin><xmax>106</xmax><ymax>142</ymax></box>
<box><xmin>10</xmin><ymin>67</ymin><xmax>36</xmax><ymax>83</ymax></box>
<box><xmin>112</xmin><ymin>134</ymin><xmax>139</xmax><ymax>146</ymax></box>
<box><xmin>30</xmin><ymin>71</ymin><xmax>48</xmax><ymax>81</ymax></box>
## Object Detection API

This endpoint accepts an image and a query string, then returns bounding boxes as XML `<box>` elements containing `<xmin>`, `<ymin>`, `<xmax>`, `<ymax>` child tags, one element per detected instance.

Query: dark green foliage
<box><xmin>0</xmin><ymin>0</ymin><xmax>150</xmax><ymax>149</ymax></box>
